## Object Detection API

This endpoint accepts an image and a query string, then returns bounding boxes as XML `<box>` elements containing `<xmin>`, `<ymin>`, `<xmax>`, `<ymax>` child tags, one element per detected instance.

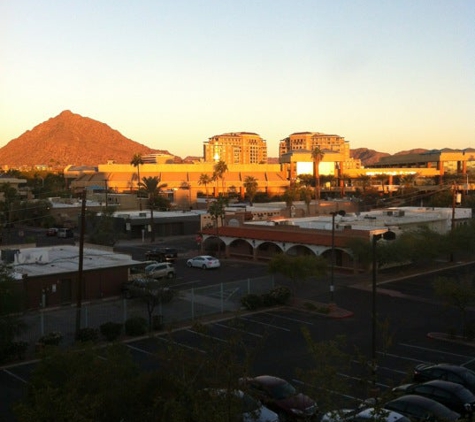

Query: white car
<box><xmin>322</xmin><ymin>406</ymin><xmax>410</xmax><ymax>422</ymax></box>
<box><xmin>186</xmin><ymin>255</ymin><xmax>221</xmax><ymax>269</ymax></box>
<box><xmin>203</xmin><ymin>389</ymin><xmax>279</xmax><ymax>422</ymax></box>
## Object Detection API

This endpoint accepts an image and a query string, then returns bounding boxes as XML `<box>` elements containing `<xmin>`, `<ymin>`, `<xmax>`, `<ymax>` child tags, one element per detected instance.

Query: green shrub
<box><xmin>0</xmin><ymin>341</ymin><xmax>28</xmax><ymax>363</ymax></box>
<box><xmin>38</xmin><ymin>331</ymin><xmax>63</xmax><ymax>346</ymax></box>
<box><xmin>260</xmin><ymin>293</ymin><xmax>275</xmax><ymax>307</ymax></box>
<box><xmin>125</xmin><ymin>317</ymin><xmax>147</xmax><ymax>336</ymax></box>
<box><xmin>152</xmin><ymin>315</ymin><xmax>163</xmax><ymax>331</ymax></box>
<box><xmin>240</xmin><ymin>294</ymin><xmax>262</xmax><ymax>310</ymax></box>
<box><xmin>76</xmin><ymin>327</ymin><xmax>99</xmax><ymax>343</ymax></box>
<box><xmin>268</xmin><ymin>286</ymin><xmax>292</xmax><ymax>305</ymax></box>
<box><xmin>100</xmin><ymin>322</ymin><xmax>123</xmax><ymax>342</ymax></box>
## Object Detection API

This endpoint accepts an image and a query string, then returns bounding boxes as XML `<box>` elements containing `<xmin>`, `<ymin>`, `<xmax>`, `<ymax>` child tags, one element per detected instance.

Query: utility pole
<box><xmin>75</xmin><ymin>190</ymin><xmax>86</xmax><ymax>339</ymax></box>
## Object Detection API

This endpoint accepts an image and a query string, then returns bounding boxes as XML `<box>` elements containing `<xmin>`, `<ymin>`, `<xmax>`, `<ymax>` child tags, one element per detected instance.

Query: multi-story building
<box><xmin>203</xmin><ymin>132</ymin><xmax>267</xmax><ymax>164</ymax></box>
<box><xmin>279</xmin><ymin>131</ymin><xmax>350</xmax><ymax>156</ymax></box>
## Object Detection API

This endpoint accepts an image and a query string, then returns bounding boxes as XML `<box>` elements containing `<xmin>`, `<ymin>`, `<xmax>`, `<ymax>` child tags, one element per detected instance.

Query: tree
<box><xmin>213</xmin><ymin>160</ymin><xmax>228</xmax><ymax>196</ymax></box>
<box><xmin>268</xmin><ymin>254</ymin><xmax>327</xmax><ymax>298</ymax></box>
<box><xmin>311</xmin><ymin>147</ymin><xmax>325</xmax><ymax>201</ymax></box>
<box><xmin>300</xmin><ymin>185</ymin><xmax>313</xmax><ymax>215</ymax></box>
<box><xmin>14</xmin><ymin>344</ymin><xmax>145</xmax><ymax>421</ymax></box>
<box><xmin>434</xmin><ymin>275</ymin><xmax>475</xmax><ymax>340</ymax></box>
<box><xmin>208</xmin><ymin>194</ymin><xmax>228</xmax><ymax>257</ymax></box>
<box><xmin>131</xmin><ymin>153</ymin><xmax>144</xmax><ymax>210</ymax></box>
<box><xmin>139</xmin><ymin>176</ymin><xmax>168</xmax><ymax>242</ymax></box>
<box><xmin>282</xmin><ymin>183</ymin><xmax>300</xmax><ymax>210</ymax></box>
<box><xmin>127</xmin><ymin>277</ymin><xmax>176</xmax><ymax>331</ymax></box>
<box><xmin>0</xmin><ymin>263</ymin><xmax>27</xmax><ymax>363</ymax></box>
<box><xmin>86</xmin><ymin>206</ymin><xmax>119</xmax><ymax>246</ymax></box>
<box><xmin>198</xmin><ymin>173</ymin><xmax>213</xmax><ymax>208</ymax></box>
<box><xmin>130</xmin><ymin>153</ymin><xmax>144</xmax><ymax>192</ymax></box>
<box><xmin>243</xmin><ymin>175</ymin><xmax>258</xmax><ymax>206</ymax></box>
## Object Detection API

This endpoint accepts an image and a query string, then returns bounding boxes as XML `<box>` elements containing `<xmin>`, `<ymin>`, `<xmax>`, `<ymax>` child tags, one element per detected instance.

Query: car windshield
<box><xmin>241</xmin><ymin>393</ymin><xmax>260</xmax><ymax>413</ymax></box>
<box><xmin>270</xmin><ymin>381</ymin><xmax>296</xmax><ymax>399</ymax></box>
<box><xmin>456</xmin><ymin>386</ymin><xmax>475</xmax><ymax>402</ymax></box>
<box><xmin>462</xmin><ymin>369</ymin><xmax>475</xmax><ymax>386</ymax></box>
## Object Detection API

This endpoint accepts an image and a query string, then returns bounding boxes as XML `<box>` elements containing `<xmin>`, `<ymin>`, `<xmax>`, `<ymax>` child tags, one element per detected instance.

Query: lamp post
<box><xmin>371</xmin><ymin>229</ymin><xmax>395</xmax><ymax>390</ymax></box>
<box><xmin>330</xmin><ymin>210</ymin><xmax>346</xmax><ymax>303</ymax></box>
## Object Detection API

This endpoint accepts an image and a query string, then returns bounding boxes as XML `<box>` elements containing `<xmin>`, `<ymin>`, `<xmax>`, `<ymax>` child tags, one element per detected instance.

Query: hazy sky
<box><xmin>1</xmin><ymin>0</ymin><xmax>474</xmax><ymax>158</ymax></box>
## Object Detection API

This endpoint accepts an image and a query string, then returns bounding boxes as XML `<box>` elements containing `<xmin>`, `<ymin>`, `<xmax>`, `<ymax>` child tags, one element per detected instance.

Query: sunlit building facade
<box><xmin>203</xmin><ymin>132</ymin><xmax>267</xmax><ymax>164</ymax></box>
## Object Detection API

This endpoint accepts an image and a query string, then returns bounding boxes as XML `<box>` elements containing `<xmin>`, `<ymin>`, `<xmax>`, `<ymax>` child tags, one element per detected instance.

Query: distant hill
<box><xmin>0</xmin><ymin>110</ymin><xmax>170</xmax><ymax>169</ymax></box>
<box><xmin>0</xmin><ymin>110</ymin><xmax>439</xmax><ymax>169</ymax></box>
<box><xmin>350</xmin><ymin>148</ymin><xmax>430</xmax><ymax>167</ymax></box>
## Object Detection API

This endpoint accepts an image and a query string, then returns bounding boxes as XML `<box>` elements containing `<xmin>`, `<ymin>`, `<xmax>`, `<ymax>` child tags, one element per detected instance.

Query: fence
<box><xmin>18</xmin><ymin>275</ymin><xmax>276</xmax><ymax>347</ymax></box>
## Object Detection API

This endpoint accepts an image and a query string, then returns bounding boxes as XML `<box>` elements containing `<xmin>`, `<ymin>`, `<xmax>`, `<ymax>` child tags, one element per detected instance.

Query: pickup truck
<box><xmin>145</xmin><ymin>247</ymin><xmax>178</xmax><ymax>262</ymax></box>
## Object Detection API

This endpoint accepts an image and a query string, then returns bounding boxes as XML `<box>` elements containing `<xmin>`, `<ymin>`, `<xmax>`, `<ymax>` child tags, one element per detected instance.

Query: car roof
<box><xmin>419</xmin><ymin>363</ymin><xmax>472</xmax><ymax>373</ymax></box>
<box><xmin>252</xmin><ymin>375</ymin><xmax>286</xmax><ymax>386</ymax></box>
<box><xmin>358</xmin><ymin>408</ymin><xmax>410</xmax><ymax>422</ymax></box>
<box><xmin>422</xmin><ymin>379</ymin><xmax>468</xmax><ymax>391</ymax></box>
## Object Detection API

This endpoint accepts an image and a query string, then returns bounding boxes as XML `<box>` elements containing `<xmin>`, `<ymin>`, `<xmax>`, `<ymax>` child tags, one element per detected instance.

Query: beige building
<box><xmin>203</xmin><ymin>132</ymin><xmax>267</xmax><ymax>164</ymax></box>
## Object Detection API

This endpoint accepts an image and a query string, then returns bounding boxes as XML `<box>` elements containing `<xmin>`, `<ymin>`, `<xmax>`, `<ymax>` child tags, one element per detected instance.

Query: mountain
<box><xmin>350</xmin><ymin>148</ymin><xmax>431</xmax><ymax>167</ymax></box>
<box><xmin>0</xmin><ymin>110</ymin><xmax>167</xmax><ymax>169</ymax></box>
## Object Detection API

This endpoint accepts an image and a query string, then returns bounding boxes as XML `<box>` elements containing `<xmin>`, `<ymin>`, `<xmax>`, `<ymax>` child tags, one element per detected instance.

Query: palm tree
<box><xmin>198</xmin><ymin>173</ymin><xmax>213</xmax><ymax>208</ymax></box>
<box><xmin>243</xmin><ymin>175</ymin><xmax>258</xmax><ymax>206</ymax></box>
<box><xmin>311</xmin><ymin>147</ymin><xmax>324</xmax><ymax>201</ymax></box>
<box><xmin>130</xmin><ymin>153</ymin><xmax>144</xmax><ymax>210</ymax></box>
<box><xmin>139</xmin><ymin>176</ymin><xmax>168</xmax><ymax>242</ymax></box>
<box><xmin>213</xmin><ymin>160</ymin><xmax>228</xmax><ymax>196</ymax></box>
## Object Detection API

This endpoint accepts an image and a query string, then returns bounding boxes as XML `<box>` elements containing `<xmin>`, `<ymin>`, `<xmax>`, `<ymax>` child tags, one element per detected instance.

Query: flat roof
<box><xmin>9</xmin><ymin>244</ymin><xmax>140</xmax><ymax>278</ymax></box>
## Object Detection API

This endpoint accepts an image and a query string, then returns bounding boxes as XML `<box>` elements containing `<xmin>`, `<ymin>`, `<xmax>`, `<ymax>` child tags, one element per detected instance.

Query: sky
<box><xmin>1</xmin><ymin>0</ymin><xmax>474</xmax><ymax>158</ymax></box>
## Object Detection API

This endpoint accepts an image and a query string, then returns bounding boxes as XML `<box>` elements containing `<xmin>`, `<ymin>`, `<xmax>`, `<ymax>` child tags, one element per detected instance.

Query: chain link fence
<box><xmin>18</xmin><ymin>275</ymin><xmax>276</xmax><ymax>347</ymax></box>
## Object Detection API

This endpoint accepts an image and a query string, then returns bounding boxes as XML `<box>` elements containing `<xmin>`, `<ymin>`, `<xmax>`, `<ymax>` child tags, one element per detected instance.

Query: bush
<box><xmin>240</xmin><ymin>294</ymin><xmax>262</xmax><ymax>310</ymax></box>
<box><xmin>152</xmin><ymin>315</ymin><xmax>163</xmax><ymax>331</ymax></box>
<box><xmin>76</xmin><ymin>327</ymin><xmax>99</xmax><ymax>343</ymax></box>
<box><xmin>268</xmin><ymin>286</ymin><xmax>292</xmax><ymax>305</ymax></box>
<box><xmin>38</xmin><ymin>331</ymin><xmax>63</xmax><ymax>346</ymax></box>
<box><xmin>0</xmin><ymin>341</ymin><xmax>28</xmax><ymax>363</ymax></box>
<box><xmin>125</xmin><ymin>317</ymin><xmax>147</xmax><ymax>336</ymax></box>
<box><xmin>100</xmin><ymin>322</ymin><xmax>123</xmax><ymax>342</ymax></box>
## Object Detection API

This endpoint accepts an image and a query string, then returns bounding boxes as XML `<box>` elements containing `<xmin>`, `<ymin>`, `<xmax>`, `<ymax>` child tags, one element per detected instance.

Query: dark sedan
<box><xmin>393</xmin><ymin>380</ymin><xmax>475</xmax><ymax>415</ymax></box>
<box><xmin>414</xmin><ymin>363</ymin><xmax>475</xmax><ymax>394</ymax></box>
<box><xmin>240</xmin><ymin>375</ymin><xmax>318</xmax><ymax>420</ymax></box>
<box><xmin>384</xmin><ymin>395</ymin><xmax>460</xmax><ymax>422</ymax></box>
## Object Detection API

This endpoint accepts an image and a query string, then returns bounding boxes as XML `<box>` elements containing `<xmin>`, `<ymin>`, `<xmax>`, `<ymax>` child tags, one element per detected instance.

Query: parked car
<box><xmin>383</xmin><ymin>395</ymin><xmax>461</xmax><ymax>422</ymax></box>
<box><xmin>240</xmin><ymin>375</ymin><xmax>318</xmax><ymax>420</ymax></box>
<box><xmin>393</xmin><ymin>380</ymin><xmax>475</xmax><ymax>415</ymax></box>
<box><xmin>200</xmin><ymin>389</ymin><xmax>280</xmax><ymax>422</ymax></box>
<box><xmin>186</xmin><ymin>255</ymin><xmax>221</xmax><ymax>269</ymax></box>
<box><xmin>122</xmin><ymin>278</ymin><xmax>175</xmax><ymax>300</ymax></box>
<box><xmin>57</xmin><ymin>228</ymin><xmax>74</xmax><ymax>238</ymax></box>
<box><xmin>144</xmin><ymin>262</ymin><xmax>176</xmax><ymax>279</ymax></box>
<box><xmin>414</xmin><ymin>363</ymin><xmax>475</xmax><ymax>393</ymax></box>
<box><xmin>145</xmin><ymin>247</ymin><xmax>178</xmax><ymax>262</ymax></box>
<box><xmin>130</xmin><ymin>260</ymin><xmax>159</xmax><ymax>275</ymax></box>
<box><xmin>46</xmin><ymin>227</ymin><xmax>58</xmax><ymax>236</ymax></box>
<box><xmin>322</xmin><ymin>406</ymin><xmax>410</xmax><ymax>422</ymax></box>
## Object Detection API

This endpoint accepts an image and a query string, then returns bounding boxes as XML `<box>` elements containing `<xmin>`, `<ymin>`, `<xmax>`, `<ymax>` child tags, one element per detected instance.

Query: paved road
<box><xmin>2</xmin><ymin>249</ymin><xmax>475</xmax><ymax>421</ymax></box>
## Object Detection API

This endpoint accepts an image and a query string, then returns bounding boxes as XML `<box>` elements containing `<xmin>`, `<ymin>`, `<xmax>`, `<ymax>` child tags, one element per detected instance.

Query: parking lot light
<box><xmin>371</xmin><ymin>229</ymin><xmax>396</xmax><ymax>389</ymax></box>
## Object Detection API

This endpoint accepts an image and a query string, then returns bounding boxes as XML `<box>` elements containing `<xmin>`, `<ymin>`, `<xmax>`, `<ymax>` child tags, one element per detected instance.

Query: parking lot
<box><xmin>3</xmin><ymin>260</ymin><xmax>475</xmax><ymax>421</ymax></box>
<box><xmin>3</xmin><ymin>246</ymin><xmax>475</xmax><ymax>419</ymax></box>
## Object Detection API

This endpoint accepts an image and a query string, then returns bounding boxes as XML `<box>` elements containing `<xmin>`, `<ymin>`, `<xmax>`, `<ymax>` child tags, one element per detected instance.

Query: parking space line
<box><xmin>261</xmin><ymin>311</ymin><xmax>314</xmax><ymax>325</ymax></box>
<box><xmin>213</xmin><ymin>322</ymin><xmax>264</xmax><ymax>338</ymax></box>
<box><xmin>127</xmin><ymin>344</ymin><xmax>155</xmax><ymax>355</ymax></box>
<box><xmin>377</xmin><ymin>352</ymin><xmax>427</xmax><ymax>364</ymax></box>
<box><xmin>400</xmin><ymin>343</ymin><xmax>472</xmax><ymax>359</ymax></box>
<box><xmin>156</xmin><ymin>336</ymin><xmax>206</xmax><ymax>354</ymax></box>
<box><xmin>186</xmin><ymin>329</ymin><xmax>229</xmax><ymax>343</ymax></box>
<box><xmin>241</xmin><ymin>317</ymin><xmax>291</xmax><ymax>331</ymax></box>
<box><xmin>3</xmin><ymin>369</ymin><xmax>28</xmax><ymax>384</ymax></box>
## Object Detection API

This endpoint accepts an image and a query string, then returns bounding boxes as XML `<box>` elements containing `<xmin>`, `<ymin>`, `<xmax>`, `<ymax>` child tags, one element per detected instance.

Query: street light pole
<box><xmin>371</xmin><ymin>229</ymin><xmax>396</xmax><ymax>390</ymax></box>
<box><xmin>330</xmin><ymin>210</ymin><xmax>346</xmax><ymax>303</ymax></box>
